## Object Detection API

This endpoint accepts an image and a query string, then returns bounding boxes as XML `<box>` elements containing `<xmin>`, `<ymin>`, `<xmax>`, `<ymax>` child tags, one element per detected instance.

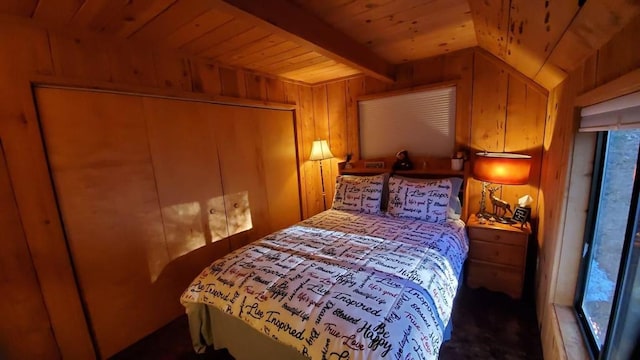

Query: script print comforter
<box><xmin>181</xmin><ymin>209</ymin><xmax>468</xmax><ymax>360</ymax></box>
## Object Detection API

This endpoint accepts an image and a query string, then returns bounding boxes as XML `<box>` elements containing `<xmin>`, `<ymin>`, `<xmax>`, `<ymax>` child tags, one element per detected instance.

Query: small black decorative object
<box><xmin>512</xmin><ymin>206</ymin><xmax>531</xmax><ymax>228</ymax></box>
<box><xmin>393</xmin><ymin>150</ymin><xmax>413</xmax><ymax>170</ymax></box>
<box><xmin>344</xmin><ymin>153</ymin><xmax>353</xmax><ymax>169</ymax></box>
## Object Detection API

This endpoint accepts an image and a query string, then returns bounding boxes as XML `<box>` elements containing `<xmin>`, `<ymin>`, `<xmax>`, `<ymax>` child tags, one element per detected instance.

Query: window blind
<box><xmin>580</xmin><ymin>91</ymin><xmax>640</xmax><ymax>132</ymax></box>
<box><xmin>358</xmin><ymin>86</ymin><xmax>456</xmax><ymax>158</ymax></box>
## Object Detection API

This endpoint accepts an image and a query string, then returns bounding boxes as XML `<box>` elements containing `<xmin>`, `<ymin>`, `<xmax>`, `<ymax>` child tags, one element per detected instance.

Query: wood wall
<box><xmin>311</xmin><ymin>48</ymin><xmax>548</xmax><ymax>220</ymax></box>
<box><xmin>0</xmin><ymin>143</ymin><xmax>59</xmax><ymax>359</ymax></box>
<box><xmin>536</xmin><ymin>14</ymin><xmax>640</xmax><ymax>360</ymax></box>
<box><xmin>0</xmin><ymin>13</ymin><xmax>550</xmax><ymax>359</ymax></box>
<box><xmin>0</xmin><ymin>15</ymin><xmax>313</xmax><ymax>359</ymax></box>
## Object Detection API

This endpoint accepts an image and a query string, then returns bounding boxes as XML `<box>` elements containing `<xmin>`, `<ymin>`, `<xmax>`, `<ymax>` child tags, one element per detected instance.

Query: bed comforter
<box><xmin>181</xmin><ymin>209</ymin><xmax>468</xmax><ymax>359</ymax></box>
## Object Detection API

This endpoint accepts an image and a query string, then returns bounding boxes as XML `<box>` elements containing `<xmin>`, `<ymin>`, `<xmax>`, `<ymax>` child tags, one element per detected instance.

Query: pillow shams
<box><xmin>332</xmin><ymin>174</ymin><xmax>385</xmax><ymax>214</ymax></box>
<box><xmin>387</xmin><ymin>177</ymin><xmax>452</xmax><ymax>223</ymax></box>
<box><xmin>392</xmin><ymin>175</ymin><xmax>463</xmax><ymax>215</ymax></box>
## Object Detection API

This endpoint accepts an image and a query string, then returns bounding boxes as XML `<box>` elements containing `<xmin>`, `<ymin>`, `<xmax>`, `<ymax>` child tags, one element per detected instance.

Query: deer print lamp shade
<box><xmin>473</xmin><ymin>152</ymin><xmax>532</xmax><ymax>221</ymax></box>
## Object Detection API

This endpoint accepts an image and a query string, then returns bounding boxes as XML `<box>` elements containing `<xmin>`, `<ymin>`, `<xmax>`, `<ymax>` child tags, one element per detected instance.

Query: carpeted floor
<box><xmin>110</xmin><ymin>285</ymin><xmax>543</xmax><ymax>360</ymax></box>
<box><xmin>439</xmin><ymin>285</ymin><xmax>542</xmax><ymax>359</ymax></box>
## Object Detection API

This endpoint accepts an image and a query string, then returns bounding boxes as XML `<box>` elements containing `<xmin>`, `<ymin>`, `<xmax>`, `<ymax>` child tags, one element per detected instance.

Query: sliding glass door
<box><xmin>575</xmin><ymin>129</ymin><xmax>640</xmax><ymax>359</ymax></box>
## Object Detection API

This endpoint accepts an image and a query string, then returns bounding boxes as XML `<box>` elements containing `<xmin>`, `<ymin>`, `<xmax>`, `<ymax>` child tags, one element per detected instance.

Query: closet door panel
<box><xmin>36</xmin><ymin>88</ymin><xmax>172</xmax><ymax>359</ymax></box>
<box><xmin>223</xmin><ymin>190</ymin><xmax>253</xmax><ymax>237</ymax></box>
<box><xmin>143</xmin><ymin>97</ymin><xmax>229</xmax><ymax>260</ymax></box>
<box><xmin>213</xmin><ymin>105</ymin><xmax>300</xmax><ymax>249</ymax></box>
<box><xmin>212</xmin><ymin>105</ymin><xmax>270</xmax><ymax>248</ymax></box>
<box><xmin>257</xmin><ymin>109</ymin><xmax>301</xmax><ymax>231</ymax></box>
<box><xmin>36</xmin><ymin>87</ymin><xmax>302</xmax><ymax>357</ymax></box>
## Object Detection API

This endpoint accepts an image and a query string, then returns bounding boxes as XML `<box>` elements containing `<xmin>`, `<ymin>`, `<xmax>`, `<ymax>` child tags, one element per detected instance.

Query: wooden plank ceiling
<box><xmin>469</xmin><ymin>0</ymin><xmax>640</xmax><ymax>89</ymax></box>
<box><xmin>0</xmin><ymin>0</ymin><xmax>638</xmax><ymax>87</ymax></box>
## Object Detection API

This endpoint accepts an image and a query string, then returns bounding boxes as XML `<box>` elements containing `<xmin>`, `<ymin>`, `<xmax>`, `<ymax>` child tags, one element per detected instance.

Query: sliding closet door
<box><xmin>142</xmin><ymin>97</ymin><xmax>230</xmax><ymax>273</ymax></box>
<box><xmin>254</xmin><ymin>108</ymin><xmax>301</xmax><ymax>232</ymax></box>
<box><xmin>213</xmin><ymin>105</ymin><xmax>300</xmax><ymax>249</ymax></box>
<box><xmin>36</xmin><ymin>87</ymin><xmax>301</xmax><ymax>357</ymax></box>
<box><xmin>36</xmin><ymin>88</ymin><xmax>171</xmax><ymax>358</ymax></box>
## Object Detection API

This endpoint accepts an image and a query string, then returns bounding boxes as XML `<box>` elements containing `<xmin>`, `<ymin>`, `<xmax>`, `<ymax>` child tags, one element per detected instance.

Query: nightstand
<box><xmin>466</xmin><ymin>214</ymin><xmax>531</xmax><ymax>299</ymax></box>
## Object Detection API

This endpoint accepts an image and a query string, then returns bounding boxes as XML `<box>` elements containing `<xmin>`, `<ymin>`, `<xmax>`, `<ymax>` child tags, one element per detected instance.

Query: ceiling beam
<box><xmin>215</xmin><ymin>0</ymin><xmax>395</xmax><ymax>83</ymax></box>
<box><xmin>545</xmin><ymin>0</ymin><xmax>640</xmax><ymax>73</ymax></box>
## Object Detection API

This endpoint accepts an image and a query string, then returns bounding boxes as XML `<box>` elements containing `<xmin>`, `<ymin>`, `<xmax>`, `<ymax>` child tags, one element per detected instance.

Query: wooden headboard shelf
<box><xmin>338</xmin><ymin>156</ymin><xmax>468</xmax><ymax>177</ymax></box>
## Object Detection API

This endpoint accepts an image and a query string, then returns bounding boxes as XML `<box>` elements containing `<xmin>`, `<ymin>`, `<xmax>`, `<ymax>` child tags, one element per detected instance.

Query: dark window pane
<box><xmin>580</xmin><ymin>129</ymin><xmax>640</xmax><ymax>348</ymax></box>
<box><xmin>609</xmin><ymin>183</ymin><xmax>640</xmax><ymax>359</ymax></box>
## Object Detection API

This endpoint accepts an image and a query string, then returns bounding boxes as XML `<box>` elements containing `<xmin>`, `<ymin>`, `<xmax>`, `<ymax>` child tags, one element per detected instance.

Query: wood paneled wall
<box><xmin>0</xmin><ymin>15</ymin><xmax>312</xmax><ymax>359</ymax></box>
<box><xmin>0</xmin><ymin>12</ymin><xmax>550</xmax><ymax>359</ymax></box>
<box><xmin>0</xmin><ymin>18</ymin><xmax>95</xmax><ymax>360</ymax></box>
<box><xmin>469</xmin><ymin>51</ymin><xmax>547</xmax><ymax>220</ymax></box>
<box><xmin>309</xmin><ymin>48</ymin><xmax>548</xmax><ymax>220</ymax></box>
<box><xmin>0</xmin><ymin>143</ymin><xmax>59</xmax><ymax>359</ymax></box>
<box><xmin>536</xmin><ymin>15</ymin><xmax>640</xmax><ymax>360</ymax></box>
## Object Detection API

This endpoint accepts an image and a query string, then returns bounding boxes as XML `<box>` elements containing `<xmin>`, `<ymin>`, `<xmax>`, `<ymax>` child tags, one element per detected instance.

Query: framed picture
<box><xmin>364</xmin><ymin>161</ymin><xmax>385</xmax><ymax>169</ymax></box>
<box><xmin>512</xmin><ymin>206</ymin><xmax>530</xmax><ymax>227</ymax></box>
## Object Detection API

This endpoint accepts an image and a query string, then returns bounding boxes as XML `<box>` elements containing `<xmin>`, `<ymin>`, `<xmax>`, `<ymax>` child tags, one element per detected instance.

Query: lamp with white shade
<box><xmin>309</xmin><ymin>139</ymin><xmax>334</xmax><ymax>210</ymax></box>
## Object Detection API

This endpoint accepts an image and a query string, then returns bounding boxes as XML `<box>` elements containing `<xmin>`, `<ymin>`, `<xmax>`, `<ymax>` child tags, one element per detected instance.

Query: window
<box><xmin>575</xmin><ymin>91</ymin><xmax>640</xmax><ymax>359</ymax></box>
<box><xmin>358</xmin><ymin>85</ymin><xmax>456</xmax><ymax>158</ymax></box>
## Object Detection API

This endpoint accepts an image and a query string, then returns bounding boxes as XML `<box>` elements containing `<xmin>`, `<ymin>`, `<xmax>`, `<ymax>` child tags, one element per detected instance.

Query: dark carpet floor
<box><xmin>110</xmin><ymin>285</ymin><xmax>543</xmax><ymax>360</ymax></box>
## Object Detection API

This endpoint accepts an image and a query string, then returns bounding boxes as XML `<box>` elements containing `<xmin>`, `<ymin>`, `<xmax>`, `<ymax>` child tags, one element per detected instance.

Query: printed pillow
<box><xmin>387</xmin><ymin>177</ymin><xmax>452</xmax><ymax>223</ymax></box>
<box><xmin>392</xmin><ymin>175</ymin><xmax>463</xmax><ymax>216</ymax></box>
<box><xmin>331</xmin><ymin>174</ymin><xmax>384</xmax><ymax>214</ymax></box>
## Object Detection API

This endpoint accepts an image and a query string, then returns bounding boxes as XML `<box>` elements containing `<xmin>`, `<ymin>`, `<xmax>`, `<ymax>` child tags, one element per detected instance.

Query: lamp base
<box><xmin>496</xmin><ymin>216</ymin><xmax>516</xmax><ymax>225</ymax></box>
<box><xmin>476</xmin><ymin>212</ymin><xmax>516</xmax><ymax>225</ymax></box>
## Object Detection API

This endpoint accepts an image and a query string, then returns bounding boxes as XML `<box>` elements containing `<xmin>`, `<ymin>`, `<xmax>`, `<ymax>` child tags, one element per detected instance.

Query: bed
<box><xmin>181</xmin><ymin>174</ymin><xmax>469</xmax><ymax>360</ymax></box>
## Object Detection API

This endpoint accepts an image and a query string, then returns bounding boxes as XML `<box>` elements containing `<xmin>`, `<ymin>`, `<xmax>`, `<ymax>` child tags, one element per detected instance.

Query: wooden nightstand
<box><xmin>466</xmin><ymin>214</ymin><xmax>531</xmax><ymax>299</ymax></box>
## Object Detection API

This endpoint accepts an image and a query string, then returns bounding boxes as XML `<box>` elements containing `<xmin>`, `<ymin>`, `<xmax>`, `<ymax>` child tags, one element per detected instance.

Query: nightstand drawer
<box><xmin>467</xmin><ymin>260</ymin><xmax>523</xmax><ymax>298</ymax></box>
<box><xmin>469</xmin><ymin>240</ymin><xmax>525</xmax><ymax>267</ymax></box>
<box><xmin>468</xmin><ymin>226</ymin><xmax>526</xmax><ymax>246</ymax></box>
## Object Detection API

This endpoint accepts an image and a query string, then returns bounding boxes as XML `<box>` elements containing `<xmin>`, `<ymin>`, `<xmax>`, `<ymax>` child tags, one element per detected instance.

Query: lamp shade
<box><xmin>473</xmin><ymin>152</ymin><xmax>532</xmax><ymax>185</ymax></box>
<box><xmin>309</xmin><ymin>140</ymin><xmax>334</xmax><ymax>161</ymax></box>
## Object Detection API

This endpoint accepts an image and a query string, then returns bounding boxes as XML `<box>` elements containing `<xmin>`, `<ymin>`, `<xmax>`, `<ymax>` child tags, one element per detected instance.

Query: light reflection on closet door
<box><xmin>143</xmin><ymin>97</ymin><xmax>229</xmax><ymax>261</ymax></box>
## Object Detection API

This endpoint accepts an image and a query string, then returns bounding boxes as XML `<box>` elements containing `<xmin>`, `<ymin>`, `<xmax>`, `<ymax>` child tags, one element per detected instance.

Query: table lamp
<box><xmin>473</xmin><ymin>152</ymin><xmax>532</xmax><ymax>223</ymax></box>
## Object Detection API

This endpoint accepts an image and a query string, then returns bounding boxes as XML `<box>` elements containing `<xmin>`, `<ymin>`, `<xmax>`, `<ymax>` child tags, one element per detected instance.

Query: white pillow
<box><xmin>387</xmin><ymin>177</ymin><xmax>452</xmax><ymax>223</ymax></box>
<box><xmin>392</xmin><ymin>175</ymin><xmax>462</xmax><ymax>216</ymax></box>
<box><xmin>332</xmin><ymin>174</ymin><xmax>385</xmax><ymax>214</ymax></box>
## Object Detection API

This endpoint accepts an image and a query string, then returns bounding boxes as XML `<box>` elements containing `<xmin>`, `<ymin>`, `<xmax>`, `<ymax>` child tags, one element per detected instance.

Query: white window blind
<box><xmin>358</xmin><ymin>86</ymin><xmax>456</xmax><ymax>158</ymax></box>
<box><xmin>580</xmin><ymin>91</ymin><xmax>640</xmax><ymax>132</ymax></box>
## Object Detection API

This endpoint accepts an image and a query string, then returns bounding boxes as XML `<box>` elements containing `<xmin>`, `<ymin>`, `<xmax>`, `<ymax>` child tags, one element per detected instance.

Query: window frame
<box><xmin>574</xmin><ymin>130</ymin><xmax>640</xmax><ymax>359</ymax></box>
<box><xmin>574</xmin><ymin>132</ymin><xmax>607</xmax><ymax>358</ymax></box>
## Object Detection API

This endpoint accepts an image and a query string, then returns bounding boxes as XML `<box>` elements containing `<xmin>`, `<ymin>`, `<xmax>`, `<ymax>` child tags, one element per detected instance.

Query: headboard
<box><xmin>338</xmin><ymin>156</ymin><xmax>471</xmax><ymax>221</ymax></box>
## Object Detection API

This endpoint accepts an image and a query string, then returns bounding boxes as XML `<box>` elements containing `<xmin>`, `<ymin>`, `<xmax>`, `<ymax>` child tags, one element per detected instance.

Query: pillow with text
<box><xmin>387</xmin><ymin>177</ymin><xmax>451</xmax><ymax>223</ymax></box>
<box><xmin>331</xmin><ymin>174</ymin><xmax>385</xmax><ymax>214</ymax></box>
